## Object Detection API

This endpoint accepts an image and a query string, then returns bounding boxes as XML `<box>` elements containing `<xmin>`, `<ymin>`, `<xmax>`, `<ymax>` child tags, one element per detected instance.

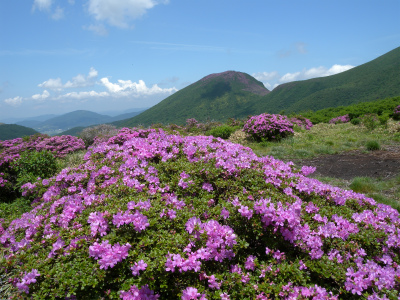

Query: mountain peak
<box><xmin>200</xmin><ymin>71</ymin><xmax>269</xmax><ymax>96</ymax></box>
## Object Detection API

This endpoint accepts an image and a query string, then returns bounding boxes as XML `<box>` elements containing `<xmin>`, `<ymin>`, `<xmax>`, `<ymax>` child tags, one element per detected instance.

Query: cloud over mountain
<box><xmin>253</xmin><ymin>64</ymin><xmax>355</xmax><ymax>90</ymax></box>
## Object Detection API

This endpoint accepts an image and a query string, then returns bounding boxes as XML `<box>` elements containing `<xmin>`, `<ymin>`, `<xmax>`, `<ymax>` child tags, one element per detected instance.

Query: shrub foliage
<box><xmin>243</xmin><ymin>114</ymin><xmax>294</xmax><ymax>141</ymax></box>
<box><xmin>1</xmin><ymin>128</ymin><xmax>399</xmax><ymax>299</ymax></box>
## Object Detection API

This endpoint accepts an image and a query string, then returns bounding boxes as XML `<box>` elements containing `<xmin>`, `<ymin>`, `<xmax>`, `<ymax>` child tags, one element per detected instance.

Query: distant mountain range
<box><xmin>116</xmin><ymin>46</ymin><xmax>400</xmax><ymax>127</ymax></box>
<box><xmin>4</xmin><ymin>109</ymin><xmax>148</xmax><ymax>135</ymax></box>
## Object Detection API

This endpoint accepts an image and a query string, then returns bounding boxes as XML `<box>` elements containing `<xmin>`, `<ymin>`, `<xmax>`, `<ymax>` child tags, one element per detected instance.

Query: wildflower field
<box><xmin>1</xmin><ymin>110</ymin><xmax>400</xmax><ymax>299</ymax></box>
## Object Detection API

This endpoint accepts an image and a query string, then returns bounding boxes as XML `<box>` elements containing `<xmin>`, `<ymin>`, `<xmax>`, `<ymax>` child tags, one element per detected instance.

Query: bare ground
<box><xmin>290</xmin><ymin>145</ymin><xmax>400</xmax><ymax>180</ymax></box>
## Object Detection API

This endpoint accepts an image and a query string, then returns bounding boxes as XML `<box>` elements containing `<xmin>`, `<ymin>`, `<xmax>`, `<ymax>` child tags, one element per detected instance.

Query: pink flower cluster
<box><xmin>290</xmin><ymin>116</ymin><xmax>313</xmax><ymax>130</ymax></box>
<box><xmin>119</xmin><ymin>284</ymin><xmax>160</xmax><ymax>300</ymax></box>
<box><xmin>113</xmin><ymin>210</ymin><xmax>150</xmax><ymax>231</ymax></box>
<box><xmin>279</xmin><ymin>282</ymin><xmax>338</xmax><ymax>299</ymax></box>
<box><xmin>89</xmin><ymin>240</ymin><xmax>131</xmax><ymax>269</ymax></box>
<box><xmin>329</xmin><ymin>114</ymin><xmax>350</xmax><ymax>124</ymax></box>
<box><xmin>166</xmin><ymin>218</ymin><xmax>237</xmax><ymax>274</ymax></box>
<box><xmin>16</xmin><ymin>269</ymin><xmax>40</xmax><ymax>294</ymax></box>
<box><xmin>393</xmin><ymin>104</ymin><xmax>400</xmax><ymax>119</ymax></box>
<box><xmin>243</xmin><ymin>113</ymin><xmax>294</xmax><ymax>141</ymax></box>
<box><xmin>181</xmin><ymin>287</ymin><xmax>207</xmax><ymax>300</ymax></box>
<box><xmin>186</xmin><ymin>118</ymin><xmax>199</xmax><ymax>127</ymax></box>
<box><xmin>0</xmin><ymin>135</ymin><xmax>85</xmax><ymax>159</ymax></box>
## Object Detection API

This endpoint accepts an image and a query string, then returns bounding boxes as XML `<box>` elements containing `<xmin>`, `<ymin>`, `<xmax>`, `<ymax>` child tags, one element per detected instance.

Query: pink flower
<box><xmin>202</xmin><ymin>182</ymin><xmax>213</xmax><ymax>192</ymax></box>
<box><xmin>181</xmin><ymin>287</ymin><xmax>205</xmax><ymax>300</ymax></box>
<box><xmin>131</xmin><ymin>259</ymin><xmax>147</xmax><ymax>276</ymax></box>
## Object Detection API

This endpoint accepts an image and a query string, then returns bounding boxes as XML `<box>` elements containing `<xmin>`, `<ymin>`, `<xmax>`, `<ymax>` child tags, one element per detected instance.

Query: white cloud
<box><xmin>57</xmin><ymin>90</ymin><xmax>109</xmax><ymax>100</ymax></box>
<box><xmin>38</xmin><ymin>78</ymin><xmax>64</xmax><ymax>91</ymax></box>
<box><xmin>83</xmin><ymin>24</ymin><xmax>108</xmax><ymax>36</ymax></box>
<box><xmin>87</xmin><ymin>0</ymin><xmax>165</xmax><ymax>28</ymax></box>
<box><xmin>32</xmin><ymin>0</ymin><xmax>53</xmax><ymax>11</ymax></box>
<box><xmin>253</xmin><ymin>71</ymin><xmax>280</xmax><ymax>82</ymax></box>
<box><xmin>32</xmin><ymin>90</ymin><xmax>50</xmax><ymax>100</ymax></box>
<box><xmin>253</xmin><ymin>64</ymin><xmax>355</xmax><ymax>90</ymax></box>
<box><xmin>325</xmin><ymin>64</ymin><xmax>355</xmax><ymax>76</ymax></box>
<box><xmin>51</xmin><ymin>7</ymin><xmax>64</xmax><ymax>20</ymax></box>
<box><xmin>100</xmin><ymin>77</ymin><xmax>177</xmax><ymax>97</ymax></box>
<box><xmin>38</xmin><ymin>68</ymin><xmax>98</xmax><ymax>91</ymax></box>
<box><xmin>278</xmin><ymin>64</ymin><xmax>355</xmax><ymax>84</ymax></box>
<box><xmin>4</xmin><ymin>96</ymin><xmax>23</xmax><ymax>107</ymax></box>
<box><xmin>295</xmin><ymin>42</ymin><xmax>307</xmax><ymax>54</ymax></box>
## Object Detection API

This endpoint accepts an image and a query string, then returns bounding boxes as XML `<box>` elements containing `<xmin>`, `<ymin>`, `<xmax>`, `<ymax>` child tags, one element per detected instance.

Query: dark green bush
<box><xmin>11</xmin><ymin>150</ymin><xmax>58</xmax><ymax>191</ymax></box>
<box><xmin>207</xmin><ymin>125</ymin><xmax>237</xmax><ymax>139</ymax></box>
<box><xmin>350</xmin><ymin>118</ymin><xmax>361</xmax><ymax>125</ymax></box>
<box><xmin>365</xmin><ymin>140</ymin><xmax>381</xmax><ymax>151</ymax></box>
<box><xmin>378</xmin><ymin>114</ymin><xmax>390</xmax><ymax>127</ymax></box>
<box><xmin>361</xmin><ymin>113</ymin><xmax>380</xmax><ymax>131</ymax></box>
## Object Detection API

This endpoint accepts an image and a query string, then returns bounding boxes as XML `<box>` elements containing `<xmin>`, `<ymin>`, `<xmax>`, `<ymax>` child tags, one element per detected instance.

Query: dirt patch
<box><xmin>290</xmin><ymin>146</ymin><xmax>400</xmax><ymax>180</ymax></box>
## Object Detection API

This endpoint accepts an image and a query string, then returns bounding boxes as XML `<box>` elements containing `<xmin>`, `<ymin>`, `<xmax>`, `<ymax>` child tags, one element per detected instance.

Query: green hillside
<box><xmin>251</xmin><ymin>46</ymin><xmax>400</xmax><ymax>114</ymax></box>
<box><xmin>58</xmin><ymin>126</ymin><xmax>86</xmax><ymax>137</ymax></box>
<box><xmin>114</xmin><ymin>71</ymin><xmax>269</xmax><ymax>127</ymax></box>
<box><xmin>0</xmin><ymin>124</ymin><xmax>39</xmax><ymax>141</ymax></box>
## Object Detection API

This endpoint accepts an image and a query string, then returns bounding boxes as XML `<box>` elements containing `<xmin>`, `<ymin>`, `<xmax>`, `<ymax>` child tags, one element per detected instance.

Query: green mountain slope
<box><xmin>114</xmin><ymin>71</ymin><xmax>269</xmax><ymax>127</ymax></box>
<box><xmin>251</xmin><ymin>46</ymin><xmax>400</xmax><ymax>114</ymax></box>
<box><xmin>0</xmin><ymin>124</ymin><xmax>39</xmax><ymax>141</ymax></box>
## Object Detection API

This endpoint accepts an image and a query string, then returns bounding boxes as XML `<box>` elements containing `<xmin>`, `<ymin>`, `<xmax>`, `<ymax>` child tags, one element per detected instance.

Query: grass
<box><xmin>244</xmin><ymin>120</ymin><xmax>400</xmax><ymax>211</ymax></box>
<box><xmin>249</xmin><ymin>120</ymin><xmax>400</xmax><ymax>159</ymax></box>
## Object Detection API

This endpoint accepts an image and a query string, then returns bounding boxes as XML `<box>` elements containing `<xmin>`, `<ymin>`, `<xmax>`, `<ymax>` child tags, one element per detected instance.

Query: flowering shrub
<box><xmin>393</xmin><ymin>105</ymin><xmax>400</xmax><ymax>120</ymax></box>
<box><xmin>0</xmin><ymin>128</ymin><xmax>399</xmax><ymax>299</ymax></box>
<box><xmin>243</xmin><ymin>113</ymin><xmax>294</xmax><ymax>141</ymax></box>
<box><xmin>0</xmin><ymin>135</ymin><xmax>85</xmax><ymax>202</ymax></box>
<box><xmin>329</xmin><ymin>114</ymin><xmax>350</xmax><ymax>124</ymax></box>
<box><xmin>186</xmin><ymin>118</ymin><xmax>199</xmax><ymax>128</ymax></box>
<box><xmin>80</xmin><ymin>124</ymin><xmax>118</xmax><ymax>146</ymax></box>
<box><xmin>290</xmin><ymin>116</ymin><xmax>313</xmax><ymax>130</ymax></box>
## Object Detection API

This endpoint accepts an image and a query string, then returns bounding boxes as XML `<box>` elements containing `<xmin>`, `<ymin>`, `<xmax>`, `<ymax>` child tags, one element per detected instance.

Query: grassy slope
<box><xmin>298</xmin><ymin>95</ymin><xmax>400</xmax><ymax>123</ymax></box>
<box><xmin>251</xmin><ymin>46</ymin><xmax>400</xmax><ymax>114</ymax></box>
<box><xmin>58</xmin><ymin>126</ymin><xmax>86</xmax><ymax>137</ymax></box>
<box><xmin>0</xmin><ymin>124</ymin><xmax>39</xmax><ymax>140</ymax></box>
<box><xmin>114</xmin><ymin>72</ymin><xmax>268</xmax><ymax>127</ymax></box>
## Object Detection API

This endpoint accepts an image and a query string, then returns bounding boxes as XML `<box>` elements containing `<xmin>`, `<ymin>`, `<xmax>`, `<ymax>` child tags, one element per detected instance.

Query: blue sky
<box><xmin>1</xmin><ymin>0</ymin><xmax>399</xmax><ymax>121</ymax></box>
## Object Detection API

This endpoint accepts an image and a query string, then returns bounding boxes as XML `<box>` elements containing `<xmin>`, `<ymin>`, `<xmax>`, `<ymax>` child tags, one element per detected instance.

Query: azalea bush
<box><xmin>392</xmin><ymin>105</ymin><xmax>400</xmax><ymax>121</ymax></box>
<box><xmin>1</xmin><ymin>128</ymin><xmax>399</xmax><ymax>299</ymax></box>
<box><xmin>289</xmin><ymin>116</ymin><xmax>313</xmax><ymax>130</ymax></box>
<box><xmin>0</xmin><ymin>135</ymin><xmax>85</xmax><ymax>202</ymax></box>
<box><xmin>243</xmin><ymin>113</ymin><xmax>294</xmax><ymax>141</ymax></box>
<box><xmin>328</xmin><ymin>114</ymin><xmax>350</xmax><ymax>124</ymax></box>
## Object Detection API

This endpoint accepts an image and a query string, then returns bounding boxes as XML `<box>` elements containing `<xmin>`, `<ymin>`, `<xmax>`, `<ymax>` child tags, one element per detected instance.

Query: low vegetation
<box><xmin>1</xmin><ymin>97</ymin><xmax>400</xmax><ymax>299</ymax></box>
